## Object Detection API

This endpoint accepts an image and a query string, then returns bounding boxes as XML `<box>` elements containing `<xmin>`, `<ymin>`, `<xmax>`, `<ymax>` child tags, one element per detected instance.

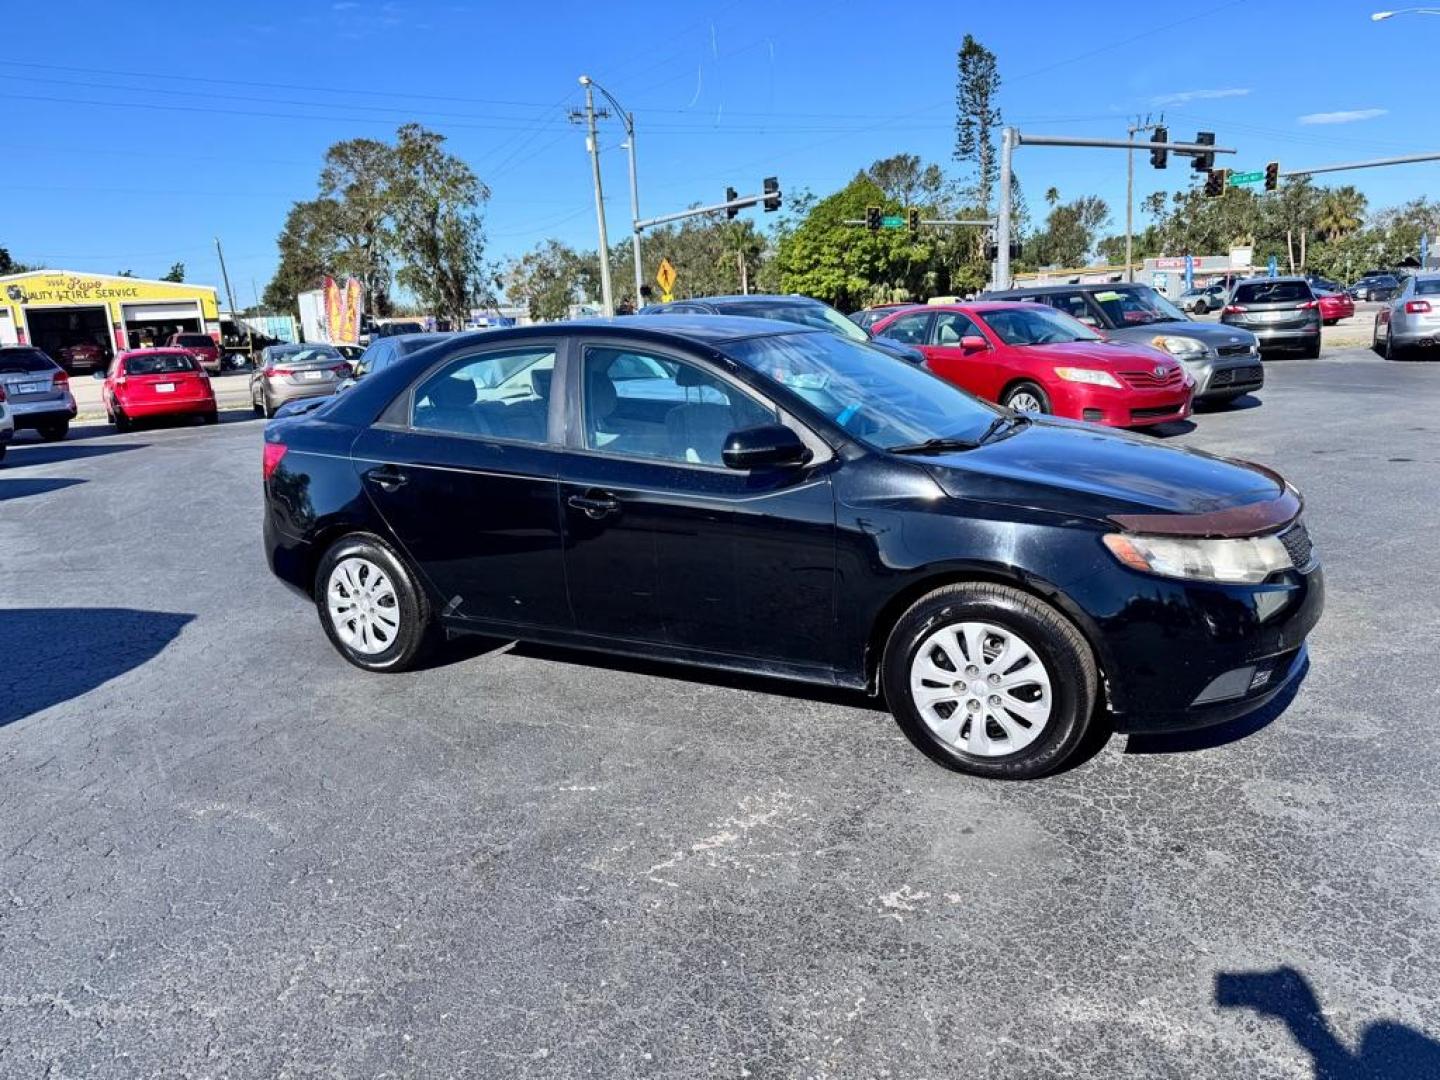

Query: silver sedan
<box><xmin>249</xmin><ymin>344</ymin><xmax>351</xmax><ymax>418</ymax></box>
<box><xmin>1373</xmin><ymin>274</ymin><xmax>1440</xmax><ymax>361</ymax></box>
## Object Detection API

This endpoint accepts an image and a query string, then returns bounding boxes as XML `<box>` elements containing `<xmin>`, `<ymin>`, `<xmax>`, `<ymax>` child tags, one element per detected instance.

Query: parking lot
<box><xmin>2</xmin><ymin>346</ymin><xmax>1439</xmax><ymax>1077</ymax></box>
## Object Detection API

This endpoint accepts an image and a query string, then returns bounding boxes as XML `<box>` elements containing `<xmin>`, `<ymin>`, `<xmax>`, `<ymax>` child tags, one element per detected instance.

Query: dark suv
<box><xmin>1347</xmin><ymin>274</ymin><xmax>1401</xmax><ymax>303</ymax></box>
<box><xmin>985</xmin><ymin>283</ymin><xmax>1263</xmax><ymax>405</ymax></box>
<box><xmin>1220</xmin><ymin>278</ymin><xmax>1322</xmax><ymax>358</ymax></box>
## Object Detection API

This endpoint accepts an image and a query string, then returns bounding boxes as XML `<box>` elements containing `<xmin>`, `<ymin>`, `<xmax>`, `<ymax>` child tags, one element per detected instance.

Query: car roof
<box><xmin>118</xmin><ymin>347</ymin><xmax>196</xmax><ymax>358</ymax></box>
<box><xmin>375</xmin><ymin>316</ymin><xmax>818</xmax><ymax>350</ymax></box>
<box><xmin>1234</xmin><ymin>275</ymin><xmax>1308</xmax><ymax>285</ymax></box>
<box><xmin>989</xmin><ymin>283</ymin><xmax>1140</xmax><ymax>295</ymax></box>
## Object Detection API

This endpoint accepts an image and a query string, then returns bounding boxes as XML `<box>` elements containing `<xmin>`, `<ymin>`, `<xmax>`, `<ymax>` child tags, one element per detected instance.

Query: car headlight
<box><xmin>1053</xmin><ymin>367</ymin><xmax>1121</xmax><ymax>388</ymax></box>
<box><xmin>1152</xmin><ymin>335</ymin><xmax>1208</xmax><ymax>359</ymax></box>
<box><xmin>1102</xmin><ymin>532</ymin><xmax>1293</xmax><ymax>584</ymax></box>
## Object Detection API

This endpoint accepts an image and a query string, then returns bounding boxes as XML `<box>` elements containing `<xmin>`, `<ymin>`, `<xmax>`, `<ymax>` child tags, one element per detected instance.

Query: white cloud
<box><xmin>1150</xmin><ymin>87</ymin><xmax>1251</xmax><ymax>107</ymax></box>
<box><xmin>1298</xmin><ymin>108</ymin><xmax>1388</xmax><ymax>125</ymax></box>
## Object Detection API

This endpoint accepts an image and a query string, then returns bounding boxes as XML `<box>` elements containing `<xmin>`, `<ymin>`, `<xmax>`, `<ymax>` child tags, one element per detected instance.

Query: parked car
<box><xmin>873</xmin><ymin>302</ymin><xmax>1192</xmax><ymax>427</ymax></box>
<box><xmin>262</xmin><ymin>316</ymin><xmax>1323</xmax><ymax>780</ymax></box>
<box><xmin>372</xmin><ymin>321</ymin><xmax>425</xmax><ymax>338</ymax></box>
<box><xmin>849</xmin><ymin>303</ymin><xmax>912</xmax><ymax>331</ymax></box>
<box><xmin>1314</xmin><ymin>289</ymin><xmax>1355</xmax><ymax>325</ymax></box>
<box><xmin>0</xmin><ymin>346</ymin><xmax>76</xmax><ymax>441</ymax></box>
<box><xmin>167</xmin><ymin>332</ymin><xmax>222</xmax><ymax>375</ymax></box>
<box><xmin>249</xmin><ymin>344</ymin><xmax>352</xmax><ymax>418</ymax></box>
<box><xmin>641</xmin><ymin>294</ymin><xmax>927</xmax><ymax>365</ymax></box>
<box><xmin>1177</xmin><ymin>284</ymin><xmax>1226</xmax><ymax>314</ymax></box>
<box><xmin>1347</xmin><ymin>274</ymin><xmax>1401</xmax><ymax>303</ymax></box>
<box><xmin>338</xmin><ymin>332</ymin><xmax>454</xmax><ymax>392</ymax></box>
<box><xmin>334</xmin><ymin>344</ymin><xmax>365</xmax><ymax>362</ymax></box>
<box><xmin>1305</xmin><ymin>275</ymin><xmax>1342</xmax><ymax>295</ymax></box>
<box><xmin>984</xmin><ymin>283</ymin><xmax>1263</xmax><ymax>405</ymax></box>
<box><xmin>1372</xmin><ymin>274</ymin><xmax>1440</xmax><ymax>360</ymax></box>
<box><xmin>56</xmin><ymin>341</ymin><xmax>108</xmax><ymax>373</ymax></box>
<box><xmin>100</xmin><ymin>348</ymin><xmax>217</xmax><ymax>431</ymax></box>
<box><xmin>0</xmin><ymin>384</ymin><xmax>12</xmax><ymax>462</ymax></box>
<box><xmin>1220</xmin><ymin>278</ymin><xmax>1322</xmax><ymax>358</ymax></box>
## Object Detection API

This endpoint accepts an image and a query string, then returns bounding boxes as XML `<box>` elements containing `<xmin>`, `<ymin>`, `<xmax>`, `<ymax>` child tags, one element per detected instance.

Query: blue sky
<box><xmin>3</xmin><ymin>0</ymin><xmax>1434</xmax><ymax>299</ymax></box>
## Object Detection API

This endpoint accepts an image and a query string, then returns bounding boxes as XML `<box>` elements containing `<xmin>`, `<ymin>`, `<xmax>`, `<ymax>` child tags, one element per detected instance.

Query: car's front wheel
<box><xmin>315</xmin><ymin>535</ymin><xmax>434</xmax><ymax>672</ymax></box>
<box><xmin>882</xmin><ymin>582</ymin><xmax>1098</xmax><ymax>780</ymax></box>
<box><xmin>1002</xmin><ymin>382</ymin><xmax>1051</xmax><ymax>415</ymax></box>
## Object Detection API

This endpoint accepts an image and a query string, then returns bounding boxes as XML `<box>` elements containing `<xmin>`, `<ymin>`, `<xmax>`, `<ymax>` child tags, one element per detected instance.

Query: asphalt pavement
<box><xmin>2</xmin><ymin>348</ymin><xmax>1439</xmax><ymax>1078</ymax></box>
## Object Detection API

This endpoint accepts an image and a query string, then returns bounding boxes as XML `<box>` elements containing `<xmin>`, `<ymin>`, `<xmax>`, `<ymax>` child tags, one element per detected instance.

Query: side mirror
<box><xmin>960</xmin><ymin>335</ymin><xmax>988</xmax><ymax>352</ymax></box>
<box><xmin>722</xmin><ymin>423</ymin><xmax>812</xmax><ymax>471</ymax></box>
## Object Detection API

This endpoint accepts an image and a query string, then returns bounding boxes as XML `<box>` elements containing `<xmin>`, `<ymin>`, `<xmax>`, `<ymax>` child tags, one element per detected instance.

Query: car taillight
<box><xmin>1297</xmin><ymin>300</ymin><xmax>1318</xmax><ymax>310</ymax></box>
<box><xmin>262</xmin><ymin>442</ymin><xmax>287</xmax><ymax>480</ymax></box>
<box><xmin>269</xmin><ymin>367</ymin><xmax>295</xmax><ymax>376</ymax></box>
<box><xmin>329</xmin><ymin>363</ymin><xmax>351</xmax><ymax>376</ymax></box>
<box><xmin>1406</xmin><ymin>300</ymin><xmax>1432</xmax><ymax>314</ymax></box>
<box><xmin>0</xmin><ymin>386</ymin><xmax>6</xmax><ymax>402</ymax></box>
<box><xmin>1224</xmin><ymin>304</ymin><xmax>1247</xmax><ymax>314</ymax></box>
<box><xmin>53</xmin><ymin>371</ymin><xmax>70</xmax><ymax>388</ymax></box>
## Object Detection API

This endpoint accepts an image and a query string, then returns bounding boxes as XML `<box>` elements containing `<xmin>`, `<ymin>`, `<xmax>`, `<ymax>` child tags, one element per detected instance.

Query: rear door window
<box><xmin>0</xmin><ymin>348</ymin><xmax>56</xmax><ymax>374</ymax></box>
<box><xmin>1234</xmin><ymin>281</ymin><xmax>1312</xmax><ymax>304</ymax></box>
<box><xmin>410</xmin><ymin>346</ymin><xmax>556</xmax><ymax>443</ymax></box>
<box><xmin>1415</xmin><ymin>279</ymin><xmax>1440</xmax><ymax>296</ymax></box>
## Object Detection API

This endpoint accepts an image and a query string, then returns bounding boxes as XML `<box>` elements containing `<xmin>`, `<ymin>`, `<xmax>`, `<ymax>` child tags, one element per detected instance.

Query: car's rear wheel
<box><xmin>882</xmin><ymin>583</ymin><xmax>1098</xmax><ymax>780</ymax></box>
<box><xmin>1003</xmin><ymin>382</ymin><xmax>1051</xmax><ymax>415</ymax></box>
<box><xmin>1301</xmin><ymin>338</ymin><xmax>1321</xmax><ymax>360</ymax></box>
<box><xmin>36</xmin><ymin>421</ymin><xmax>68</xmax><ymax>442</ymax></box>
<box><xmin>112</xmin><ymin>405</ymin><xmax>131</xmax><ymax>433</ymax></box>
<box><xmin>315</xmin><ymin>535</ymin><xmax>434</xmax><ymax>672</ymax></box>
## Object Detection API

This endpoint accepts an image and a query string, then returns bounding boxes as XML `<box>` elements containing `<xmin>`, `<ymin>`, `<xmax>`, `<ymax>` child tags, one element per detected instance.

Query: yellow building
<box><xmin>0</xmin><ymin>269</ymin><xmax>221</xmax><ymax>365</ymax></box>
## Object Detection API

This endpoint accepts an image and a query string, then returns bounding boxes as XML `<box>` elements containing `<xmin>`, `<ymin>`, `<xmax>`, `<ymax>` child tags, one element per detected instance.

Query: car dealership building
<box><xmin>0</xmin><ymin>270</ymin><xmax>221</xmax><ymax>370</ymax></box>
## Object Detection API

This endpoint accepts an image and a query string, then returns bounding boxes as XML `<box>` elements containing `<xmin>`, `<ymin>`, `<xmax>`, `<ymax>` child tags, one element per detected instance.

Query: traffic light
<box><xmin>1204</xmin><ymin>168</ymin><xmax>1228</xmax><ymax>199</ymax></box>
<box><xmin>1150</xmin><ymin>126</ymin><xmax>1168</xmax><ymax>169</ymax></box>
<box><xmin>865</xmin><ymin>205</ymin><xmax>881</xmax><ymax>231</ymax></box>
<box><xmin>907</xmin><ymin>207</ymin><xmax>921</xmax><ymax>236</ymax></box>
<box><xmin>1264</xmin><ymin>161</ymin><xmax>1280</xmax><ymax>192</ymax></box>
<box><xmin>762</xmin><ymin>176</ymin><xmax>780</xmax><ymax>212</ymax></box>
<box><xmin>1191</xmin><ymin>131</ymin><xmax>1215</xmax><ymax>172</ymax></box>
<box><xmin>725</xmin><ymin>186</ymin><xmax>739</xmax><ymax>220</ymax></box>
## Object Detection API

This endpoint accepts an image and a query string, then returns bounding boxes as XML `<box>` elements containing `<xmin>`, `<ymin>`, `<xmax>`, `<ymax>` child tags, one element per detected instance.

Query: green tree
<box><xmin>319</xmin><ymin>137</ymin><xmax>394</xmax><ymax>313</ymax></box>
<box><xmin>0</xmin><ymin>246</ymin><xmax>33</xmax><ymax>275</ymax></box>
<box><xmin>1314</xmin><ymin>186</ymin><xmax>1367</xmax><ymax>242</ymax></box>
<box><xmin>1025</xmin><ymin>193</ymin><xmax>1111</xmax><ymax>268</ymax></box>
<box><xmin>263</xmin><ymin>198</ymin><xmax>343</xmax><ymax>314</ymax></box>
<box><xmin>954</xmin><ymin>34</ymin><xmax>1003</xmax><ymax>214</ymax></box>
<box><xmin>866</xmin><ymin>153</ymin><xmax>949</xmax><ymax>209</ymax></box>
<box><xmin>503</xmin><ymin>239</ymin><xmax>585</xmax><ymax>321</ymax></box>
<box><xmin>161</xmin><ymin>261</ymin><xmax>185</xmax><ymax>282</ymax></box>
<box><xmin>116</xmin><ymin>269</ymin><xmax>134</xmax><ymax>277</ymax></box>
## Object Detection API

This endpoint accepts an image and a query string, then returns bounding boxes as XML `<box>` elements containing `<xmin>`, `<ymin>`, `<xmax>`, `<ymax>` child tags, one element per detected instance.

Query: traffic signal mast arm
<box><xmin>1015</xmin><ymin>132</ymin><xmax>1238</xmax><ymax>157</ymax></box>
<box><xmin>634</xmin><ymin>185</ymin><xmax>782</xmax><ymax>232</ymax></box>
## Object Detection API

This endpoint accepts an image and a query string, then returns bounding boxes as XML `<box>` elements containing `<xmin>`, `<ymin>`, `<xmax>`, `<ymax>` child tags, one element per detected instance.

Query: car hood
<box><xmin>1017</xmin><ymin>339</ymin><xmax>1178</xmax><ymax>368</ymax></box>
<box><xmin>1099</xmin><ymin>320</ymin><xmax>1258</xmax><ymax>351</ymax></box>
<box><xmin>923</xmin><ymin>417</ymin><xmax>1285</xmax><ymax>524</ymax></box>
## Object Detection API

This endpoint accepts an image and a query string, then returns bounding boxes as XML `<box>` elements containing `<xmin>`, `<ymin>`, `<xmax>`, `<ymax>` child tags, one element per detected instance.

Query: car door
<box><xmin>557</xmin><ymin>341</ymin><xmax>838</xmax><ymax>671</ymax></box>
<box><xmin>916</xmin><ymin>309</ymin><xmax>1008</xmax><ymax>401</ymax></box>
<box><xmin>875</xmin><ymin>309</ymin><xmax>934</xmax><ymax>351</ymax></box>
<box><xmin>349</xmin><ymin>340</ymin><xmax>572</xmax><ymax>631</ymax></box>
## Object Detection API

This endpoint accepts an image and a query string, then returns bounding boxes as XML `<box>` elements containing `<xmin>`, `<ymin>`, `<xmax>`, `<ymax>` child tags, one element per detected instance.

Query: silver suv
<box><xmin>0</xmin><ymin>347</ymin><xmax>77</xmax><ymax>442</ymax></box>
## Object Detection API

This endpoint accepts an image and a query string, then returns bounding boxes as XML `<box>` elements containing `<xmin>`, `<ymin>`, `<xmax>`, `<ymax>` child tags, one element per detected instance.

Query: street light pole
<box><xmin>995</xmin><ymin>127</ymin><xmax>1015</xmax><ymax>290</ymax></box>
<box><xmin>576</xmin><ymin>76</ymin><xmax>613</xmax><ymax>317</ymax></box>
<box><xmin>1125</xmin><ymin>117</ymin><xmax>1162</xmax><ymax>283</ymax></box>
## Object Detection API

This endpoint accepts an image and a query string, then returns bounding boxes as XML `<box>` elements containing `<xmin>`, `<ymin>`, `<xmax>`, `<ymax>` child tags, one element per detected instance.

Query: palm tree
<box><xmin>1044</xmin><ymin>186</ymin><xmax>1060</xmax><ymax>207</ymax></box>
<box><xmin>1315</xmin><ymin>186</ymin><xmax>1367</xmax><ymax>242</ymax></box>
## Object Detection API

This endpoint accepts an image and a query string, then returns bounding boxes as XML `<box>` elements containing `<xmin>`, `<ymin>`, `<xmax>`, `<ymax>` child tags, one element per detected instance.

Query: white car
<box><xmin>0</xmin><ymin>387</ymin><xmax>13</xmax><ymax>463</ymax></box>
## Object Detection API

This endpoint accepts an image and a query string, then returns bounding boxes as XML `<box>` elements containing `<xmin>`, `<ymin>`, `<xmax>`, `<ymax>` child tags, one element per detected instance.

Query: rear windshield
<box><xmin>272</xmin><ymin>346</ymin><xmax>342</xmax><ymax>365</ymax></box>
<box><xmin>174</xmin><ymin>334</ymin><xmax>214</xmax><ymax>348</ymax></box>
<box><xmin>1415</xmin><ymin>279</ymin><xmax>1440</xmax><ymax>296</ymax></box>
<box><xmin>722</xmin><ymin>300</ymin><xmax>870</xmax><ymax>342</ymax></box>
<box><xmin>1235</xmin><ymin>281</ymin><xmax>1312</xmax><ymax>304</ymax></box>
<box><xmin>126</xmin><ymin>353</ymin><xmax>198</xmax><ymax>375</ymax></box>
<box><xmin>0</xmin><ymin>348</ymin><xmax>56</xmax><ymax>374</ymax></box>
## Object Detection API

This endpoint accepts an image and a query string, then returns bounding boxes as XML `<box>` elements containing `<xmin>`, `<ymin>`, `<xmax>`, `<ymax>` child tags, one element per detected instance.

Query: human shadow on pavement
<box><xmin>0</xmin><ymin>476</ymin><xmax>86</xmax><ymax>502</ymax></box>
<box><xmin>1216</xmin><ymin>966</ymin><xmax>1440</xmax><ymax>1078</ymax></box>
<box><xmin>0</xmin><ymin>608</ymin><xmax>194</xmax><ymax>728</ymax></box>
<box><xmin>1124</xmin><ymin>656</ymin><xmax>1308</xmax><ymax>755</ymax></box>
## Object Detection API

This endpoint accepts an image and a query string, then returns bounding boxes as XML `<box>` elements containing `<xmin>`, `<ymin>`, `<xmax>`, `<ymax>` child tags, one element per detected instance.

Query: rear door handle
<box><xmin>567</xmin><ymin>491</ymin><xmax>620</xmax><ymax>519</ymax></box>
<box><xmin>365</xmin><ymin>465</ymin><xmax>408</xmax><ymax>492</ymax></box>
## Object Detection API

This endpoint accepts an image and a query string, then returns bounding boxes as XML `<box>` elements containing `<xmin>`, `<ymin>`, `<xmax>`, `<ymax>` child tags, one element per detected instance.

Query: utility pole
<box><xmin>574</xmin><ymin>76</ymin><xmax>613</xmax><ymax>317</ymax></box>
<box><xmin>581</xmin><ymin>78</ymin><xmax>644</xmax><ymax>312</ymax></box>
<box><xmin>1126</xmin><ymin>115</ymin><xmax>1163</xmax><ymax>282</ymax></box>
<box><xmin>214</xmin><ymin>236</ymin><xmax>252</xmax><ymax>359</ymax></box>
<box><xmin>736</xmin><ymin>250</ymin><xmax>748</xmax><ymax>294</ymax></box>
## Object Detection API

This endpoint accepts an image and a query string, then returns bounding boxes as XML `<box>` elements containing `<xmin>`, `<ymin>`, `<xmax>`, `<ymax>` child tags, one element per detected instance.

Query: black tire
<box><xmin>1373</xmin><ymin>320</ymin><xmax>1386</xmax><ymax>356</ymax></box>
<box><xmin>0</xmin><ymin>443</ymin><xmax>6</xmax><ymax>463</ymax></box>
<box><xmin>881</xmin><ymin>582</ymin><xmax>1098</xmax><ymax>780</ymax></box>
<box><xmin>36</xmin><ymin>421</ymin><xmax>68</xmax><ymax>442</ymax></box>
<box><xmin>1384</xmin><ymin>331</ymin><xmax>1402</xmax><ymax>362</ymax></box>
<box><xmin>113</xmin><ymin>406</ymin><xmax>132</xmax><ymax>433</ymax></box>
<box><xmin>202</xmin><ymin>409</ymin><xmax>219</xmax><ymax>425</ymax></box>
<box><xmin>314</xmin><ymin>534</ymin><xmax>435</xmax><ymax>673</ymax></box>
<box><xmin>1301</xmin><ymin>338</ymin><xmax>1321</xmax><ymax>360</ymax></box>
<box><xmin>1002</xmin><ymin>381</ymin><xmax>1051</xmax><ymax>415</ymax></box>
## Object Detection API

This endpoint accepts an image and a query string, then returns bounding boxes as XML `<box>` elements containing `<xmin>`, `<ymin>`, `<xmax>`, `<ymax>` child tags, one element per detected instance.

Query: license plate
<box><xmin>156</xmin><ymin>383</ymin><xmax>175</xmax><ymax>393</ymax></box>
<box><xmin>301</xmin><ymin>370</ymin><xmax>325</xmax><ymax>381</ymax></box>
<box><xmin>17</xmin><ymin>381</ymin><xmax>47</xmax><ymax>394</ymax></box>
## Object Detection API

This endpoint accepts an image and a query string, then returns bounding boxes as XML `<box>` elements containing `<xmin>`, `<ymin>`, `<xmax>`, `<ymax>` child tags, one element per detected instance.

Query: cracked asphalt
<box><xmin>2</xmin><ymin>349</ymin><xmax>1438</xmax><ymax>1079</ymax></box>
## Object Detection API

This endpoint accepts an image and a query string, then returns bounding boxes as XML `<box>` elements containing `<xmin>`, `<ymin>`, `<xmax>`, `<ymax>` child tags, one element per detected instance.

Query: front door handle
<box><xmin>567</xmin><ymin>491</ymin><xmax>620</xmax><ymax>520</ymax></box>
<box><xmin>365</xmin><ymin>465</ymin><xmax>408</xmax><ymax>492</ymax></box>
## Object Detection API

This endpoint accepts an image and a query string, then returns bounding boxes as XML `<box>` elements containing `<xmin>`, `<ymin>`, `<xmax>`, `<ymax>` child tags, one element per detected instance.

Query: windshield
<box><xmin>0</xmin><ymin>348</ymin><xmax>56</xmax><ymax>374</ymax></box>
<box><xmin>1089</xmin><ymin>286</ymin><xmax>1188</xmax><ymax>326</ymax></box>
<box><xmin>979</xmin><ymin>306</ymin><xmax>1103</xmax><ymax>346</ymax></box>
<box><xmin>725</xmin><ymin>300</ymin><xmax>871</xmax><ymax>343</ymax></box>
<box><xmin>727</xmin><ymin>331</ymin><xmax>997</xmax><ymax>449</ymax></box>
<box><xmin>126</xmin><ymin>353</ymin><xmax>197</xmax><ymax>375</ymax></box>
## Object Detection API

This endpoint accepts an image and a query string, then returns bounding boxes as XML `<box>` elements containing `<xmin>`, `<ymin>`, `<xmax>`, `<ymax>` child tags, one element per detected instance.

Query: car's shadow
<box><xmin>1141</xmin><ymin>419</ymin><xmax>1197</xmax><ymax>439</ymax></box>
<box><xmin>1196</xmin><ymin>393</ymin><xmax>1263</xmax><ymax>413</ymax></box>
<box><xmin>0</xmin><ymin>476</ymin><xmax>87</xmax><ymax>502</ymax></box>
<box><xmin>0</xmin><ymin>607</ymin><xmax>195</xmax><ymax>728</ymax></box>
<box><xmin>2</xmin><ymin>441</ymin><xmax>147</xmax><ymax>467</ymax></box>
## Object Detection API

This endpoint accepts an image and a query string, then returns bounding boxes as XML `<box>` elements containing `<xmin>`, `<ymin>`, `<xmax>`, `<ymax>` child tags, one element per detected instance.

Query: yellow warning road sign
<box><xmin>656</xmin><ymin>258</ymin><xmax>677</xmax><ymax>294</ymax></box>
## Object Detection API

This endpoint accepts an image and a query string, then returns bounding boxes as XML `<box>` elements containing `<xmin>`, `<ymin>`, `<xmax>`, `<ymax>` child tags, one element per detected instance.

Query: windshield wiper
<box><xmin>977</xmin><ymin>412</ymin><xmax>1032</xmax><ymax>444</ymax></box>
<box><xmin>886</xmin><ymin>435</ymin><xmax>981</xmax><ymax>455</ymax></box>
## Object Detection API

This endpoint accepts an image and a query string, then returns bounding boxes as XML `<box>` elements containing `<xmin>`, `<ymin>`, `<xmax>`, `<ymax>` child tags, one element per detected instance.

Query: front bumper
<box><xmin>1192</xmin><ymin>355</ymin><xmax>1265</xmax><ymax>400</ymax></box>
<box><xmin>1054</xmin><ymin>382</ymin><xmax>1192</xmax><ymax>428</ymax></box>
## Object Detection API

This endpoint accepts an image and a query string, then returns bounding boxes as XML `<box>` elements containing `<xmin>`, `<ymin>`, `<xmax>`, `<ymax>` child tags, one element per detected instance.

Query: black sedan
<box><xmin>263</xmin><ymin>318</ymin><xmax>1323</xmax><ymax>780</ymax></box>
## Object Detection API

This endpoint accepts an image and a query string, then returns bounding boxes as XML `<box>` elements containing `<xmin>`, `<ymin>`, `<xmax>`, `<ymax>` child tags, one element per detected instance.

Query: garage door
<box><xmin>122</xmin><ymin>302</ymin><xmax>201</xmax><ymax>322</ymax></box>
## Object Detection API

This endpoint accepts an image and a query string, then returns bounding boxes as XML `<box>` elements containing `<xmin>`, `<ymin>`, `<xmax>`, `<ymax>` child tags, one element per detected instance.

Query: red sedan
<box><xmin>872</xmin><ymin>302</ymin><xmax>1193</xmax><ymax>428</ymax></box>
<box><xmin>102</xmin><ymin>348</ymin><xmax>217</xmax><ymax>431</ymax></box>
<box><xmin>1316</xmin><ymin>290</ymin><xmax>1354</xmax><ymax>325</ymax></box>
<box><xmin>167</xmin><ymin>332</ymin><xmax>222</xmax><ymax>374</ymax></box>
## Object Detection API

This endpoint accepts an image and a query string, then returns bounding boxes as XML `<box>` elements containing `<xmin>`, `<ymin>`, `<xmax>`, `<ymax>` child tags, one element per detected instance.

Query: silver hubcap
<box><xmin>1008</xmin><ymin>391</ymin><xmax>1043</xmax><ymax>414</ymax></box>
<box><xmin>326</xmin><ymin>557</ymin><xmax>401</xmax><ymax>656</ymax></box>
<box><xmin>909</xmin><ymin>621</ymin><xmax>1053</xmax><ymax>758</ymax></box>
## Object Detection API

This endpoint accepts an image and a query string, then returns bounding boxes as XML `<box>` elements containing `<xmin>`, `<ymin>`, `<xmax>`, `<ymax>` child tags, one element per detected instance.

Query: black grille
<box><xmin>1210</xmin><ymin>364</ymin><xmax>1264</xmax><ymax>388</ymax></box>
<box><xmin>1130</xmin><ymin>404</ymin><xmax>1181</xmax><ymax>420</ymax></box>
<box><xmin>1217</xmin><ymin>343</ymin><xmax>1255</xmax><ymax>358</ymax></box>
<box><xmin>1279</xmin><ymin>520</ymin><xmax>1314</xmax><ymax>568</ymax></box>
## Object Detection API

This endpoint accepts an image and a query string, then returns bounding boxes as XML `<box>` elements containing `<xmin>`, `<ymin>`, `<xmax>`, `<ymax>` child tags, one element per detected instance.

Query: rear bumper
<box><xmin>123</xmin><ymin>394</ymin><xmax>216</xmax><ymax>417</ymax></box>
<box><xmin>1225</xmin><ymin>322</ymin><xmax>1321</xmax><ymax>349</ymax></box>
<box><xmin>266</xmin><ymin>380</ymin><xmax>340</xmax><ymax>406</ymax></box>
<box><xmin>9</xmin><ymin>396</ymin><xmax>77</xmax><ymax>428</ymax></box>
